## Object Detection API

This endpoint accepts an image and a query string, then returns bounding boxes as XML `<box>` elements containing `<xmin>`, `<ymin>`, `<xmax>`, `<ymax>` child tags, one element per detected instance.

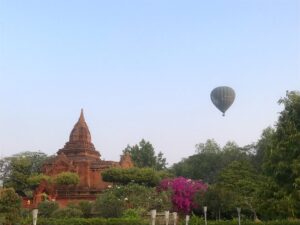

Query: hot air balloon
<box><xmin>210</xmin><ymin>86</ymin><xmax>235</xmax><ymax>116</ymax></box>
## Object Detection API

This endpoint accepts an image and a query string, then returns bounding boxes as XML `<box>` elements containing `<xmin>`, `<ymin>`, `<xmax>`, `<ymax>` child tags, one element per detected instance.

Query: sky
<box><xmin>0</xmin><ymin>0</ymin><xmax>299</xmax><ymax>165</ymax></box>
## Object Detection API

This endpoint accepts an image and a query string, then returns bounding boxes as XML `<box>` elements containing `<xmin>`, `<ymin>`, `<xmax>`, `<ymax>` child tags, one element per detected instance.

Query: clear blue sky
<box><xmin>0</xmin><ymin>0</ymin><xmax>299</xmax><ymax>165</ymax></box>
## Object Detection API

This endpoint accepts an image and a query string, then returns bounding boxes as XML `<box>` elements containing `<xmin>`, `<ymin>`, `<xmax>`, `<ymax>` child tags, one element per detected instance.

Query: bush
<box><xmin>51</xmin><ymin>207</ymin><xmax>83</xmax><ymax>218</ymax></box>
<box><xmin>20</xmin><ymin>208</ymin><xmax>31</xmax><ymax>219</ymax></box>
<box><xmin>53</xmin><ymin>172</ymin><xmax>80</xmax><ymax>186</ymax></box>
<box><xmin>159</xmin><ymin>177</ymin><xmax>207</xmax><ymax>214</ymax></box>
<box><xmin>20</xmin><ymin>217</ymin><xmax>148</xmax><ymax>225</ymax></box>
<box><xmin>0</xmin><ymin>188</ymin><xmax>21</xmax><ymax>225</ymax></box>
<box><xmin>65</xmin><ymin>201</ymin><xmax>93</xmax><ymax>218</ymax></box>
<box><xmin>102</xmin><ymin>167</ymin><xmax>160</xmax><ymax>186</ymax></box>
<box><xmin>98</xmin><ymin>183</ymin><xmax>171</xmax><ymax>212</ymax></box>
<box><xmin>19</xmin><ymin>217</ymin><xmax>300</xmax><ymax>225</ymax></box>
<box><xmin>38</xmin><ymin>200</ymin><xmax>59</xmax><ymax>217</ymax></box>
<box><xmin>78</xmin><ymin>201</ymin><xmax>93</xmax><ymax>218</ymax></box>
<box><xmin>122</xmin><ymin>208</ymin><xmax>144</xmax><ymax>219</ymax></box>
<box><xmin>182</xmin><ymin>216</ymin><xmax>300</xmax><ymax>225</ymax></box>
<box><xmin>27</xmin><ymin>174</ymin><xmax>51</xmax><ymax>188</ymax></box>
<box><xmin>94</xmin><ymin>192</ymin><xmax>124</xmax><ymax>218</ymax></box>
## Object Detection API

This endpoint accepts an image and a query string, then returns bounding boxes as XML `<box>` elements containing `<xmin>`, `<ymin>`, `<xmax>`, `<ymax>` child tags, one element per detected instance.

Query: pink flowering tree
<box><xmin>158</xmin><ymin>177</ymin><xmax>208</xmax><ymax>214</ymax></box>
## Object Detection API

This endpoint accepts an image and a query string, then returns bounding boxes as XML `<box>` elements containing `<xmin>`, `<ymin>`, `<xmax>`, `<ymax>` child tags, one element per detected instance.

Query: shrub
<box><xmin>51</xmin><ymin>207</ymin><xmax>83</xmax><ymax>218</ymax></box>
<box><xmin>65</xmin><ymin>201</ymin><xmax>93</xmax><ymax>218</ymax></box>
<box><xmin>100</xmin><ymin>183</ymin><xmax>171</xmax><ymax>212</ymax></box>
<box><xmin>156</xmin><ymin>170</ymin><xmax>175</xmax><ymax>180</ymax></box>
<box><xmin>53</xmin><ymin>172</ymin><xmax>80</xmax><ymax>186</ymax></box>
<box><xmin>20</xmin><ymin>208</ymin><xmax>31</xmax><ymax>219</ymax></box>
<box><xmin>159</xmin><ymin>177</ymin><xmax>208</xmax><ymax>214</ymax></box>
<box><xmin>102</xmin><ymin>167</ymin><xmax>160</xmax><ymax>186</ymax></box>
<box><xmin>180</xmin><ymin>217</ymin><xmax>300</xmax><ymax>225</ymax></box>
<box><xmin>38</xmin><ymin>200</ymin><xmax>59</xmax><ymax>217</ymax></box>
<box><xmin>27</xmin><ymin>174</ymin><xmax>51</xmax><ymax>189</ymax></box>
<box><xmin>78</xmin><ymin>200</ymin><xmax>93</xmax><ymax>218</ymax></box>
<box><xmin>20</xmin><ymin>217</ymin><xmax>148</xmax><ymax>225</ymax></box>
<box><xmin>94</xmin><ymin>192</ymin><xmax>124</xmax><ymax>218</ymax></box>
<box><xmin>0</xmin><ymin>188</ymin><xmax>21</xmax><ymax>225</ymax></box>
<box><xmin>122</xmin><ymin>208</ymin><xmax>144</xmax><ymax>219</ymax></box>
<box><xmin>20</xmin><ymin>217</ymin><xmax>300</xmax><ymax>225</ymax></box>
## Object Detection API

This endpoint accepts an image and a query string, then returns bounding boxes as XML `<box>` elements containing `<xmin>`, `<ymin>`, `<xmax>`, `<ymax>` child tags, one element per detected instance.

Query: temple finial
<box><xmin>79</xmin><ymin>108</ymin><xmax>85</xmax><ymax>122</ymax></box>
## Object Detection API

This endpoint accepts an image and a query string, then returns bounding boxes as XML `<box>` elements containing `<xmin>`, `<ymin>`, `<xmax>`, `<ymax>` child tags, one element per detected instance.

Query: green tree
<box><xmin>27</xmin><ymin>174</ymin><xmax>51</xmax><ymax>189</ymax></box>
<box><xmin>94</xmin><ymin>191</ymin><xmax>124</xmax><ymax>218</ymax></box>
<box><xmin>261</xmin><ymin>91</ymin><xmax>300</xmax><ymax>218</ymax></box>
<box><xmin>253</xmin><ymin>127</ymin><xmax>275</xmax><ymax>171</ymax></box>
<box><xmin>0</xmin><ymin>151</ymin><xmax>49</xmax><ymax>196</ymax></box>
<box><xmin>78</xmin><ymin>201</ymin><xmax>93</xmax><ymax>218</ymax></box>
<box><xmin>218</xmin><ymin>160</ymin><xmax>265</xmax><ymax>221</ymax></box>
<box><xmin>0</xmin><ymin>188</ymin><xmax>21</xmax><ymax>225</ymax></box>
<box><xmin>53</xmin><ymin>172</ymin><xmax>80</xmax><ymax>186</ymax></box>
<box><xmin>51</xmin><ymin>207</ymin><xmax>83</xmax><ymax>218</ymax></box>
<box><xmin>102</xmin><ymin>167</ymin><xmax>161</xmax><ymax>186</ymax></box>
<box><xmin>172</xmin><ymin>140</ymin><xmax>251</xmax><ymax>184</ymax></box>
<box><xmin>94</xmin><ymin>183</ymin><xmax>171</xmax><ymax>218</ymax></box>
<box><xmin>38</xmin><ymin>201</ymin><xmax>59</xmax><ymax>217</ymax></box>
<box><xmin>196</xmin><ymin>184</ymin><xmax>237</xmax><ymax>220</ymax></box>
<box><xmin>123</xmin><ymin>139</ymin><xmax>167</xmax><ymax>170</ymax></box>
<box><xmin>53</xmin><ymin>172</ymin><xmax>80</xmax><ymax>198</ymax></box>
<box><xmin>195</xmin><ymin>139</ymin><xmax>221</xmax><ymax>154</ymax></box>
<box><xmin>172</xmin><ymin>152</ymin><xmax>222</xmax><ymax>184</ymax></box>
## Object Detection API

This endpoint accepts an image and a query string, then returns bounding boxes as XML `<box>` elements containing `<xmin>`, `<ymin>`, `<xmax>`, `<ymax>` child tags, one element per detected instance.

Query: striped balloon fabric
<box><xmin>210</xmin><ymin>86</ymin><xmax>235</xmax><ymax>116</ymax></box>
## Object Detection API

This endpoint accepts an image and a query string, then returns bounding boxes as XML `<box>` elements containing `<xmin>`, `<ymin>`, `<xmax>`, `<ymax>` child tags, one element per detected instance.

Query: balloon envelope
<box><xmin>210</xmin><ymin>86</ymin><xmax>235</xmax><ymax>116</ymax></box>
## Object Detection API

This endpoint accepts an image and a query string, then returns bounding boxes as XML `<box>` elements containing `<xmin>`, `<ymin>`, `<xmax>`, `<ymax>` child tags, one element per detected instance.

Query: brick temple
<box><xmin>31</xmin><ymin>110</ymin><xmax>133</xmax><ymax>207</ymax></box>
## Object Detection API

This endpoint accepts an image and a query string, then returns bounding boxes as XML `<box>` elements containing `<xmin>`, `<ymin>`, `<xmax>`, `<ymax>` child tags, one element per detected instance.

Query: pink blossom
<box><xmin>158</xmin><ymin>177</ymin><xmax>208</xmax><ymax>214</ymax></box>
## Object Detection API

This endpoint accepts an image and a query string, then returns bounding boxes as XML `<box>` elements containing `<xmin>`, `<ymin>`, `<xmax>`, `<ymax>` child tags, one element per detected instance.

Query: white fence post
<box><xmin>32</xmin><ymin>208</ymin><xmax>38</xmax><ymax>225</ymax></box>
<box><xmin>165</xmin><ymin>211</ymin><xmax>170</xmax><ymax>225</ymax></box>
<box><xmin>173</xmin><ymin>212</ymin><xmax>177</xmax><ymax>225</ymax></box>
<box><xmin>237</xmin><ymin>208</ymin><xmax>241</xmax><ymax>225</ymax></box>
<box><xmin>151</xmin><ymin>209</ymin><xmax>157</xmax><ymax>225</ymax></box>
<box><xmin>185</xmin><ymin>215</ymin><xmax>190</xmax><ymax>225</ymax></box>
<box><xmin>203</xmin><ymin>206</ymin><xmax>207</xmax><ymax>225</ymax></box>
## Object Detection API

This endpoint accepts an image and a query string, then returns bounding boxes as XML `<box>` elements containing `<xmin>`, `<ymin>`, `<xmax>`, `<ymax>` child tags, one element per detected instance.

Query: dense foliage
<box><xmin>27</xmin><ymin>173</ymin><xmax>51</xmax><ymax>188</ymax></box>
<box><xmin>1</xmin><ymin>91</ymin><xmax>300</xmax><ymax>221</ymax></box>
<box><xmin>38</xmin><ymin>200</ymin><xmax>59</xmax><ymax>217</ymax></box>
<box><xmin>77</xmin><ymin>201</ymin><xmax>93</xmax><ymax>218</ymax></box>
<box><xmin>172</xmin><ymin>140</ymin><xmax>251</xmax><ymax>184</ymax></box>
<box><xmin>123</xmin><ymin>139</ymin><xmax>167</xmax><ymax>170</ymax></box>
<box><xmin>52</xmin><ymin>207</ymin><xmax>84</xmax><ymax>218</ymax></box>
<box><xmin>0</xmin><ymin>188</ymin><xmax>22</xmax><ymax>225</ymax></box>
<box><xmin>259</xmin><ymin>91</ymin><xmax>300</xmax><ymax>218</ymax></box>
<box><xmin>53</xmin><ymin>172</ymin><xmax>80</xmax><ymax>186</ymax></box>
<box><xmin>0</xmin><ymin>151</ymin><xmax>49</xmax><ymax>196</ymax></box>
<box><xmin>102</xmin><ymin>167</ymin><xmax>172</xmax><ymax>186</ymax></box>
<box><xmin>94</xmin><ymin>183</ymin><xmax>171</xmax><ymax>217</ymax></box>
<box><xmin>217</xmin><ymin>160</ymin><xmax>264</xmax><ymax>220</ymax></box>
<box><xmin>94</xmin><ymin>191</ymin><xmax>124</xmax><ymax>218</ymax></box>
<box><xmin>183</xmin><ymin>216</ymin><xmax>300</xmax><ymax>225</ymax></box>
<box><xmin>171</xmin><ymin>91</ymin><xmax>300</xmax><ymax>220</ymax></box>
<box><xmin>20</xmin><ymin>217</ymin><xmax>148</xmax><ymax>225</ymax></box>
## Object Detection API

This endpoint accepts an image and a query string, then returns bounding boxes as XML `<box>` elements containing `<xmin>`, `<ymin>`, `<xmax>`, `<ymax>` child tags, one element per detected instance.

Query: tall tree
<box><xmin>262</xmin><ymin>91</ymin><xmax>300</xmax><ymax>217</ymax></box>
<box><xmin>195</xmin><ymin>139</ymin><xmax>221</xmax><ymax>154</ymax></box>
<box><xmin>253</xmin><ymin>127</ymin><xmax>275</xmax><ymax>171</ymax></box>
<box><xmin>0</xmin><ymin>151</ymin><xmax>49</xmax><ymax>196</ymax></box>
<box><xmin>172</xmin><ymin>139</ymin><xmax>252</xmax><ymax>184</ymax></box>
<box><xmin>218</xmin><ymin>160</ymin><xmax>264</xmax><ymax>221</ymax></box>
<box><xmin>0</xmin><ymin>188</ymin><xmax>21</xmax><ymax>225</ymax></box>
<box><xmin>123</xmin><ymin>139</ymin><xmax>167</xmax><ymax>170</ymax></box>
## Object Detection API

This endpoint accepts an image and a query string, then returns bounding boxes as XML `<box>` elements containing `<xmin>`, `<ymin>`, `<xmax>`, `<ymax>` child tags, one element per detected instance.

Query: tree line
<box><xmin>0</xmin><ymin>91</ymin><xmax>299</xmax><ymax>220</ymax></box>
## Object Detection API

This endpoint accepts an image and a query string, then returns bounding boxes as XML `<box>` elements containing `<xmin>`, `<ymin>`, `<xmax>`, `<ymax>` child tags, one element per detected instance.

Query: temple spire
<box><xmin>79</xmin><ymin>108</ymin><xmax>85</xmax><ymax>123</ymax></box>
<box><xmin>68</xmin><ymin>109</ymin><xmax>92</xmax><ymax>143</ymax></box>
